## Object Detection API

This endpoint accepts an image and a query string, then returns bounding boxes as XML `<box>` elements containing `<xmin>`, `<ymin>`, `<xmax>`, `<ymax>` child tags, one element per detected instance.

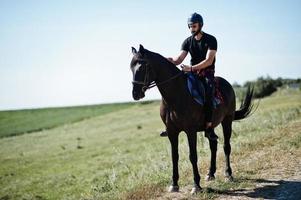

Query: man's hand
<box><xmin>166</xmin><ymin>51</ymin><xmax>188</xmax><ymax>65</ymax></box>
<box><xmin>180</xmin><ymin>64</ymin><xmax>192</xmax><ymax>72</ymax></box>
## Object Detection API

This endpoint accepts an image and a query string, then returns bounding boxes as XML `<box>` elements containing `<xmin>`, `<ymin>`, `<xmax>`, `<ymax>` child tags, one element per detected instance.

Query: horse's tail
<box><xmin>234</xmin><ymin>86</ymin><xmax>255</xmax><ymax>121</ymax></box>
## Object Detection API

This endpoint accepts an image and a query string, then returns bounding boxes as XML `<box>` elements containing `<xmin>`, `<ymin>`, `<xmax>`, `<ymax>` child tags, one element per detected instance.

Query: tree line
<box><xmin>232</xmin><ymin>76</ymin><xmax>301</xmax><ymax>99</ymax></box>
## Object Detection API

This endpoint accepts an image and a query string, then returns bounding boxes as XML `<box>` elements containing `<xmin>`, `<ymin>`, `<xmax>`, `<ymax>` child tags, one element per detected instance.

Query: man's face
<box><xmin>189</xmin><ymin>23</ymin><xmax>201</xmax><ymax>34</ymax></box>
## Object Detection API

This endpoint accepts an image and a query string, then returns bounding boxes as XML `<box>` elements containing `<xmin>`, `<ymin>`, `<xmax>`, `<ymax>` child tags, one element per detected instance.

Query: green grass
<box><xmin>0</xmin><ymin>101</ymin><xmax>140</xmax><ymax>138</ymax></box>
<box><xmin>0</xmin><ymin>89</ymin><xmax>300</xmax><ymax>200</ymax></box>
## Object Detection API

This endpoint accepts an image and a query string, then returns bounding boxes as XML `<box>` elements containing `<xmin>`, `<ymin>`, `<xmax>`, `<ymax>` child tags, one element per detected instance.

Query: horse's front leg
<box><xmin>187</xmin><ymin>131</ymin><xmax>202</xmax><ymax>194</ymax></box>
<box><xmin>205</xmin><ymin>136</ymin><xmax>218</xmax><ymax>181</ymax></box>
<box><xmin>167</xmin><ymin>132</ymin><xmax>180</xmax><ymax>192</ymax></box>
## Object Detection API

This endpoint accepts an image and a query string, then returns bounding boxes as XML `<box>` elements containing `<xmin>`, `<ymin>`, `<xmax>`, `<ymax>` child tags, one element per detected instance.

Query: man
<box><xmin>160</xmin><ymin>12</ymin><xmax>218</xmax><ymax>141</ymax></box>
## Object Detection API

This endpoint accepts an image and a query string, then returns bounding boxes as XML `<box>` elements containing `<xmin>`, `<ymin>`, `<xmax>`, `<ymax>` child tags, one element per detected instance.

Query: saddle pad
<box><xmin>186</xmin><ymin>72</ymin><xmax>223</xmax><ymax>107</ymax></box>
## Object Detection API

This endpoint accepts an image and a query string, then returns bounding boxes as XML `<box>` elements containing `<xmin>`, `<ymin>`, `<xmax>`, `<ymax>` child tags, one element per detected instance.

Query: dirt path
<box><xmin>155</xmin><ymin>120</ymin><xmax>301</xmax><ymax>200</ymax></box>
<box><xmin>216</xmin><ymin>154</ymin><xmax>301</xmax><ymax>200</ymax></box>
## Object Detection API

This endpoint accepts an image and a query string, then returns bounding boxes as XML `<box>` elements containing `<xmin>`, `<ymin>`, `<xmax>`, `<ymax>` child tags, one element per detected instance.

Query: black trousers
<box><xmin>199</xmin><ymin>76</ymin><xmax>214</xmax><ymax>123</ymax></box>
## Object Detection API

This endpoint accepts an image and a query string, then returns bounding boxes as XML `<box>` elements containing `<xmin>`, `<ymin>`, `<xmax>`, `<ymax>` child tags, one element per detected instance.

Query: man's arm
<box><xmin>181</xmin><ymin>49</ymin><xmax>216</xmax><ymax>72</ymax></box>
<box><xmin>192</xmin><ymin>49</ymin><xmax>216</xmax><ymax>70</ymax></box>
<box><xmin>167</xmin><ymin>50</ymin><xmax>188</xmax><ymax>65</ymax></box>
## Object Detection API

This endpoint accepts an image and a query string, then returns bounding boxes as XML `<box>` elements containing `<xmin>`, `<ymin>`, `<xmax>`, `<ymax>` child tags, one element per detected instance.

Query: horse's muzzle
<box><xmin>132</xmin><ymin>90</ymin><xmax>145</xmax><ymax>100</ymax></box>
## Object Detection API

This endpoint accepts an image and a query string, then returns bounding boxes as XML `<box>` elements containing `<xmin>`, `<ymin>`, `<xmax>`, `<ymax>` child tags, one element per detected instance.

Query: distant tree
<box><xmin>242</xmin><ymin>76</ymin><xmax>300</xmax><ymax>98</ymax></box>
<box><xmin>253</xmin><ymin>76</ymin><xmax>277</xmax><ymax>98</ymax></box>
<box><xmin>243</xmin><ymin>76</ymin><xmax>277</xmax><ymax>98</ymax></box>
<box><xmin>232</xmin><ymin>82</ymin><xmax>241</xmax><ymax>88</ymax></box>
<box><xmin>274</xmin><ymin>77</ymin><xmax>283</xmax><ymax>87</ymax></box>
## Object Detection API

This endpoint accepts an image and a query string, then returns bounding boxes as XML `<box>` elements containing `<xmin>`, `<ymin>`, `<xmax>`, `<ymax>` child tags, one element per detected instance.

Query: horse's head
<box><xmin>130</xmin><ymin>45</ymin><xmax>156</xmax><ymax>100</ymax></box>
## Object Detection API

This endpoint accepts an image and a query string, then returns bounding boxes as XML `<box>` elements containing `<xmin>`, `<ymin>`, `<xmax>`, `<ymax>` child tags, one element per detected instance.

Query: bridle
<box><xmin>132</xmin><ymin>62</ymin><xmax>183</xmax><ymax>92</ymax></box>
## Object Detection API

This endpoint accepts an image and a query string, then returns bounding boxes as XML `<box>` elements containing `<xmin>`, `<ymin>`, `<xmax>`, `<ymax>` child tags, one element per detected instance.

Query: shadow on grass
<box><xmin>207</xmin><ymin>178</ymin><xmax>301</xmax><ymax>200</ymax></box>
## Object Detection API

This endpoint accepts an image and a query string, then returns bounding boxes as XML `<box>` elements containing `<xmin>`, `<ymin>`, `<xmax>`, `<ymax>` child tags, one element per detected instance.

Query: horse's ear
<box><xmin>131</xmin><ymin>47</ymin><xmax>137</xmax><ymax>55</ymax></box>
<box><xmin>139</xmin><ymin>44</ymin><xmax>145</xmax><ymax>56</ymax></box>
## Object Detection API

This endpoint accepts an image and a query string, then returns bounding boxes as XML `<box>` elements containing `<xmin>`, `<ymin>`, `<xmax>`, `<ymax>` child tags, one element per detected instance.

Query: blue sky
<box><xmin>0</xmin><ymin>0</ymin><xmax>300</xmax><ymax>110</ymax></box>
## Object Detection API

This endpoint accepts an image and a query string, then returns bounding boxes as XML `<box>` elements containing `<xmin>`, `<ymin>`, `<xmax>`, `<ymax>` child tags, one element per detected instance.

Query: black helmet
<box><xmin>187</xmin><ymin>12</ymin><xmax>203</xmax><ymax>27</ymax></box>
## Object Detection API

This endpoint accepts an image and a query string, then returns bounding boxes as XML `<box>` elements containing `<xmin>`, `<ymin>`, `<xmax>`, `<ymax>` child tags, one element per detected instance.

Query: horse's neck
<box><xmin>153</xmin><ymin>62</ymin><xmax>187</xmax><ymax>108</ymax></box>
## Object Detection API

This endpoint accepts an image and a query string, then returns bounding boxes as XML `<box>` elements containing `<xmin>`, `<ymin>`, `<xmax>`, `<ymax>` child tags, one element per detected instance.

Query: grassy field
<box><xmin>0</xmin><ymin>102</ymin><xmax>136</xmax><ymax>138</ymax></box>
<box><xmin>0</xmin><ymin>89</ymin><xmax>300</xmax><ymax>200</ymax></box>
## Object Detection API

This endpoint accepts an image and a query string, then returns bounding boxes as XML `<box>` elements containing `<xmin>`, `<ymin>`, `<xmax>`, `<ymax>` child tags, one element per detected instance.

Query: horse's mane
<box><xmin>145</xmin><ymin>49</ymin><xmax>182</xmax><ymax>74</ymax></box>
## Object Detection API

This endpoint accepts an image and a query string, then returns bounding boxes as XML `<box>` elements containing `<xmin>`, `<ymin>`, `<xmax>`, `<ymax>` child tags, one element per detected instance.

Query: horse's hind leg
<box><xmin>222</xmin><ymin>115</ymin><xmax>234</xmax><ymax>181</ymax></box>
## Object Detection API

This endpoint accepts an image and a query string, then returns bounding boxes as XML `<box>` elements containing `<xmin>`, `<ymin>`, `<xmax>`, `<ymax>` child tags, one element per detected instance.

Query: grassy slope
<box><xmin>0</xmin><ymin>102</ymin><xmax>137</xmax><ymax>138</ymax></box>
<box><xmin>0</xmin><ymin>89</ymin><xmax>300</xmax><ymax>200</ymax></box>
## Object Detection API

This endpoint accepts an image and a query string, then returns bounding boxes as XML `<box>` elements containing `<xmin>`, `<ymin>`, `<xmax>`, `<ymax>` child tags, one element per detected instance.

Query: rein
<box><xmin>132</xmin><ymin>64</ymin><xmax>184</xmax><ymax>92</ymax></box>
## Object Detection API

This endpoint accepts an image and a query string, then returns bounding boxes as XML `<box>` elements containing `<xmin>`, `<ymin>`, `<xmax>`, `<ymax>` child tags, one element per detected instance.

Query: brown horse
<box><xmin>130</xmin><ymin>45</ymin><xmax>254</xmax><ymax>194</ymax></box>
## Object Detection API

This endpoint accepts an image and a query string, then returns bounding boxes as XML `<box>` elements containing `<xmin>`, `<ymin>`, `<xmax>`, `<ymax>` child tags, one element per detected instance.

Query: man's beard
<box><xmin>191</xmin><ymin>28</ymin><xmax>201</xmax><ymax>36</ymax></box>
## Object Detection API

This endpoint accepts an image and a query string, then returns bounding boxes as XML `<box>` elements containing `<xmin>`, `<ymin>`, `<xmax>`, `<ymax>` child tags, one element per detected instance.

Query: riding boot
<box><xmin>204</xmin><ymin>102</ymin><xmax>218</xmax><ymax>140</ymax></box>
<box><xmin>204</xmin><ymin>104</ymin><xmax>218</xmax><ymax>140</ymax></box>
<box><xmin>203</xmin><ymin>76</ymin><xmax>218</xmax><ymax>140</ymax></box>
<box><xmin>160</xmin><ymin>130</ymin><xmax>168</xmax><ymax>137</ymax></box>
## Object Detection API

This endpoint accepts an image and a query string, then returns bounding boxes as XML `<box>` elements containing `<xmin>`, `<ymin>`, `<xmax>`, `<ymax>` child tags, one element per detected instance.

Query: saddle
<box><xmin>186</xmin><ymin>72</ymin><xmax>224</xmax><ymax>107</ymax></box>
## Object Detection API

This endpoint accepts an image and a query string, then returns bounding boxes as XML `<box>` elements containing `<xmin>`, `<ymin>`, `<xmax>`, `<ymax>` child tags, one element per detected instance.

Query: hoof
<box><xmin>168</xmin><ymin>185</ymin><xmax>179</xmax><ymax>192</ymax></box>
<box><xmin>190</xmin><ymin>186</ymin><xmax>202</xmax><ymax>194</ymax></box>
<box><xmin>205</xmin><ymin>174</ymin><xmax>215</xmax><ymax>181</ymax></box>
<box><xmin>225</xmin><ymin>175</ymin><xmax>234</xmax><ymax>182</ymax></box>
<box><xmin>160</xmin><ymin>131</ymin><xmax>168</xmax><ymax>137</ymax></box>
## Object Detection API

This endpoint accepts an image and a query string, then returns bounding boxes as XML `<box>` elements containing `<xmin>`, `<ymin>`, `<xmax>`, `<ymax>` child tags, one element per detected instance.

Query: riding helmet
<box><xmin>187</xmin><ymin>12</ymin><xmax>203</xmax><ymax>27</ymax></box>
